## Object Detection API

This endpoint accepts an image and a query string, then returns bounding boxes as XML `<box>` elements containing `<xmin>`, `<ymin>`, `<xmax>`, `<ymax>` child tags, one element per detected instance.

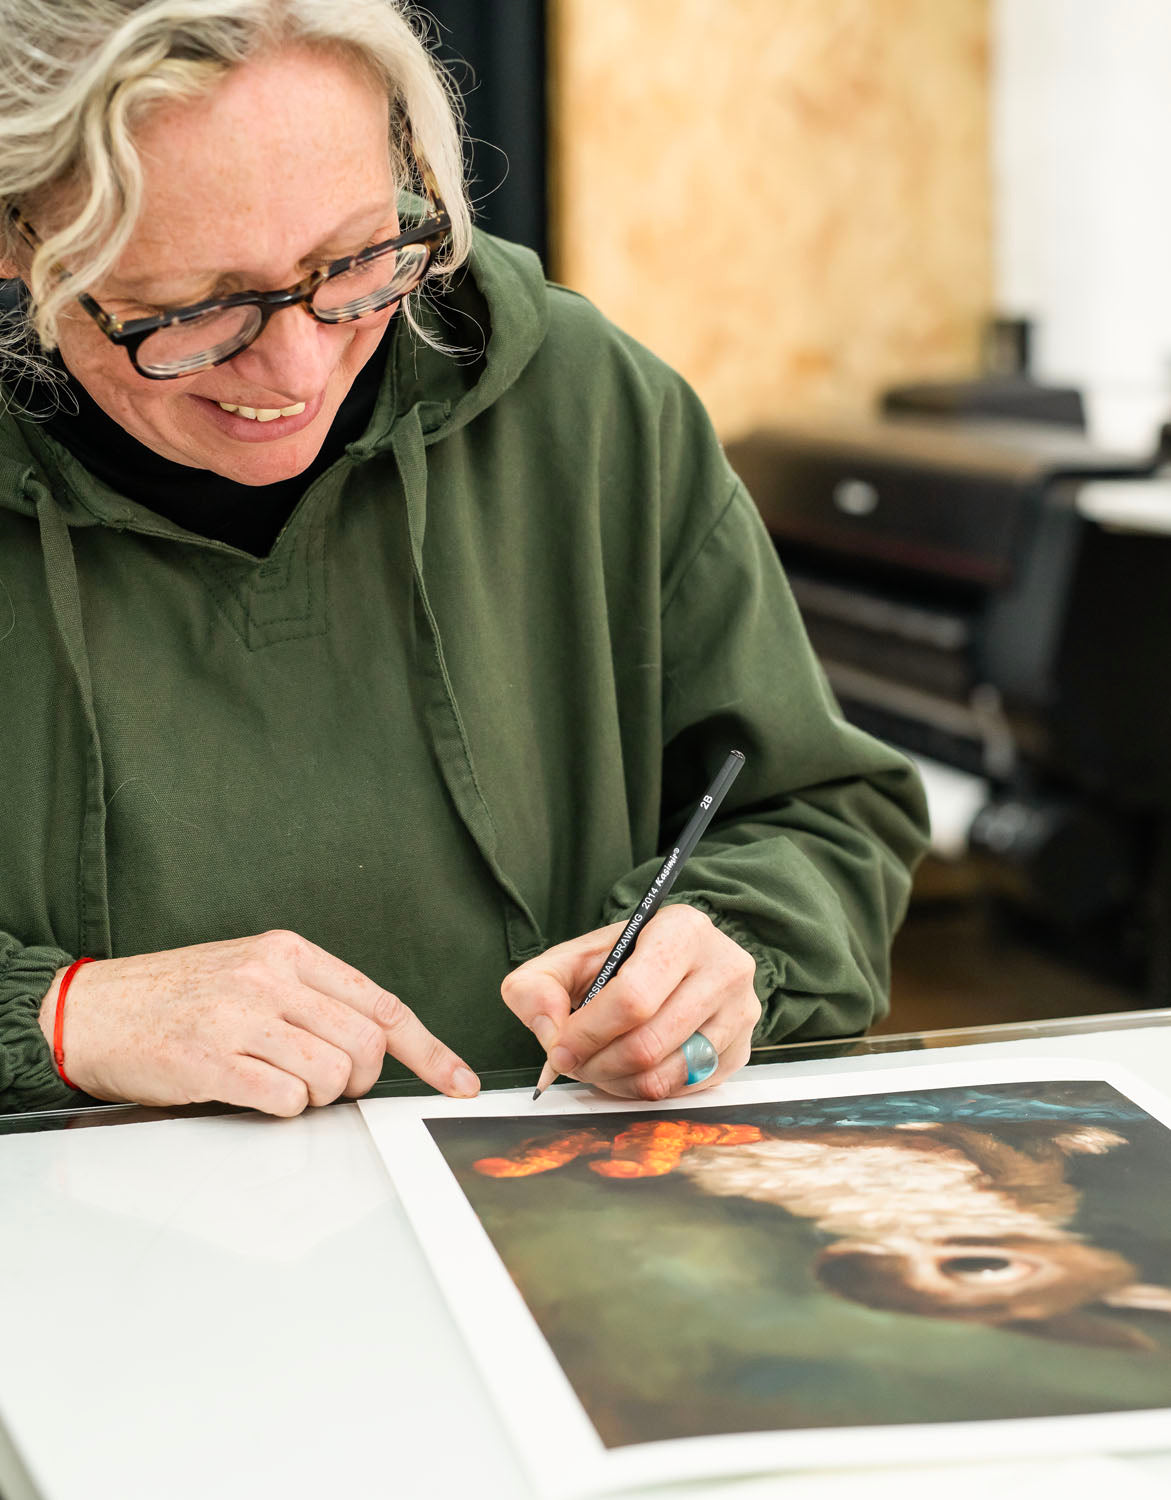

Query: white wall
<box><xmin>994</xmin><ymin>0</ymin><xmax>1171</xmax><ymax>449</ymax></box>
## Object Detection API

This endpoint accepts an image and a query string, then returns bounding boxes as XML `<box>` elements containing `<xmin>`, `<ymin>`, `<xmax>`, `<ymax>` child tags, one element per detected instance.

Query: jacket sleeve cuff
<box><xmin>598</xmin><ymin>891</ymin><xmax>796</xmax><ymax>1036</ymax></box>
<box><xmin>0</xmin><ymin>941</ymin><xmax>79</xmax><ymax>1113</ymax></box>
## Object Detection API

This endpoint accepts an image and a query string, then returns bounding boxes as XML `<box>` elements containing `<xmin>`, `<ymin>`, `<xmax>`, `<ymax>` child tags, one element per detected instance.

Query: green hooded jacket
<box><xmin>0</xmin><ymin>229</ymin><xmax>928</xmax><ymax>1114</ymax></box>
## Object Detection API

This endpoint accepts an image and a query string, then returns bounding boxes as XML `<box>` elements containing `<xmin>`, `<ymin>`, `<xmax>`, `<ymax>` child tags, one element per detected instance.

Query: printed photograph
<box><xmin>425</xmin><ymin>1081</ymin><xmax>1171</xmax><ymax>1448</ymax></box>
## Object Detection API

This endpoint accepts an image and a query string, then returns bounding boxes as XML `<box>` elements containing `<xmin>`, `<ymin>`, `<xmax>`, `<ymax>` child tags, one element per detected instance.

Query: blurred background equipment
<box><xmin>725</xmin><ymin>413</ymin><xmax>1171</xmax><ymax>1003</ymax></box>
<box><xmin>882</xmin><ymin>316</ymin><xmax>1087</xmax><ymax>430</ymax></box>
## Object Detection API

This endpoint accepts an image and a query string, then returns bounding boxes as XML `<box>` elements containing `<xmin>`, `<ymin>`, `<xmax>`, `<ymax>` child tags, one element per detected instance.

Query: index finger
<box><xmin>553</xmin><ymin>916</ymin><xmax>700</xmax><ymax>1067</ymax></box>
<box><xmin>287</xmin><ymin>934</ymin><xmax>480</xmax><ymax>1099</ymax></box>
<box><xmin>500</xmin><ymin>921</ymin><xmax>626</xmax><ymax>1044</ymax></box>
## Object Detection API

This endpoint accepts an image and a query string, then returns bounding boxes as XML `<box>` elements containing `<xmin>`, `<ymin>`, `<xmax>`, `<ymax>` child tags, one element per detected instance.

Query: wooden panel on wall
<box><xmin>548</xmin><ymin>0</ymin><xmax>991</xmax><ymax>439</ymax></box>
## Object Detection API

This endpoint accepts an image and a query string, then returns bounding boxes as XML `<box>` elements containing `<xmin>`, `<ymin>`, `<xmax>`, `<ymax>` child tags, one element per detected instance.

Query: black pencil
<box><xmin>531</xmin><ymin>748</ymin><xmax>746</xmax><ymax>1100</ymax></box>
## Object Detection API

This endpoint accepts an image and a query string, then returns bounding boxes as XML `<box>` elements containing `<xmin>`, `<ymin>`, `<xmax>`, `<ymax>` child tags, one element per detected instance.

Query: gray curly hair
<box><xmin>0</xmin><ymin>0</ymin><xmax>473</xmax><ymax>381</ymax></box>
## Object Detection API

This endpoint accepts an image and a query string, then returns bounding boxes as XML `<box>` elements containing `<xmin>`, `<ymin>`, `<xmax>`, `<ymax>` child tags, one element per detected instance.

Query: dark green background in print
<box><xmin>426</xmin><ymin>1081</ymin><xmax>1171</xmax><ymax>1448</ymax></box>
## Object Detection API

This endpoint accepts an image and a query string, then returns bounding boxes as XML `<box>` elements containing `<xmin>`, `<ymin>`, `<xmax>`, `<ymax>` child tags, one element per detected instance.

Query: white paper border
<box><xmin>361</xmin><ymin>1058</ymin><xmax>1171</xmax><ymax>1499</ymax></box>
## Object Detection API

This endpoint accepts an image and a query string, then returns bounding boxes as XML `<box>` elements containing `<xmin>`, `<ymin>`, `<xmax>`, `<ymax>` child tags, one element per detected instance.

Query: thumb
<box><xmin>500</xmin><ymin>920</ymin><xmax>626</xmax><ymax>1047</ymax></box>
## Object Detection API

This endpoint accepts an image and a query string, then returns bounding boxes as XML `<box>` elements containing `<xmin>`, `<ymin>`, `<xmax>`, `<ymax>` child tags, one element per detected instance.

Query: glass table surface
<box><xmin>3</xmin><ymin>1005</ymin><xmax>1169</xmax><ymax>1134</ymax></box>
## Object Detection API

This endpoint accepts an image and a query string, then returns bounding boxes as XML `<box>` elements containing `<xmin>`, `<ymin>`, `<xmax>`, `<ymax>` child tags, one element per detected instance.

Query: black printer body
<box><xmin>728</xmin><ymin>418</ymin><xmax>1171</xmax><ymax>992</ymax></box>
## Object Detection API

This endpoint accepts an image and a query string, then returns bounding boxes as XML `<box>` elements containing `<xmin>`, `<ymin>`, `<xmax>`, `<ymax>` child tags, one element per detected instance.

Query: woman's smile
<box><xmin>191</xmin><ymin>387</ymin><xmax>325</xmax><ymax>443</ymax></box>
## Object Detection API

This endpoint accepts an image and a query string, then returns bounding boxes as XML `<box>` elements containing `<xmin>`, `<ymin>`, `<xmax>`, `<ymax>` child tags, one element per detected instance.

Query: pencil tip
<box><xmin>531</xmin><ymin>1086</ymin><xmax>543</xmax><ymax>1101</ymax></box>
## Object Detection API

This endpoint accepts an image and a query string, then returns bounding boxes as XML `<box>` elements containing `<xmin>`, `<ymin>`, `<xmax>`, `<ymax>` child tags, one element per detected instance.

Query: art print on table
<box><xmin>360</xmin><ymin>1061</ymin><xmax>1171</xmax><ymax>1499</ymax></box>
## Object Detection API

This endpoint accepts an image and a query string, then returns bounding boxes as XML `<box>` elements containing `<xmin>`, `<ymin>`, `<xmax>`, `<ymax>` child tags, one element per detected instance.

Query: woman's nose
<box><xmin>228</xmin><ymin>302</ymin><xmax>343</xmax><ymax>396</ymax></box>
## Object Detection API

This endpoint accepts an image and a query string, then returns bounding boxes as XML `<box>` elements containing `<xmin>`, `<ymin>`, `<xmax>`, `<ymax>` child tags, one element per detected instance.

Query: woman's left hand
<box><xmin>501</xmin><ymin>904</ymin><xmax>760</xmax><ymax>1099</ymax></box>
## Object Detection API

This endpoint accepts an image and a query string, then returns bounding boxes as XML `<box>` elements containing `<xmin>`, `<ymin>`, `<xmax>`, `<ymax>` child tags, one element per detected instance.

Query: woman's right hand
<box><xmin>37</xmin><ymin>930</ymin><xmax>480</xmax><ymax>1116</ymax></box>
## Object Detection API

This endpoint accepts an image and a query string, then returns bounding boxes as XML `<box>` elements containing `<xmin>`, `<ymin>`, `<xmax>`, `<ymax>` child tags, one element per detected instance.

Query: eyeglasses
<box><xmin>8</xmin><ymin>179</ymin><xmax>451</xmax><ymax>381</ymax></box>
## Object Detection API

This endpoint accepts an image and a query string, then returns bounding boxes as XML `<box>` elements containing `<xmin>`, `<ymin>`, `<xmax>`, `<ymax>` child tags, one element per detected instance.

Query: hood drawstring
<box><xmin>392</xmin><ymin>408</ymin><xmax>544</xmax><ymax>964</ymax></box>
<box><xmin>14</xmin><ymin>231</ymin><xmax>554</xmax><ymax>969</ymax></box>
<box><xmin>33</xmin><ymin>483</ymin><xmax>112</xmax><ymax>958</ymax></box>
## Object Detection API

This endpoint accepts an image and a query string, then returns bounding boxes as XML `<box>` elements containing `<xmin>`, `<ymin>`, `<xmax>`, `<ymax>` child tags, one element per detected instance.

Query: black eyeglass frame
<box><xmin>7</xmin><ymin>167</ymin><xmax>452</xmax><ymax>381</ymax></box>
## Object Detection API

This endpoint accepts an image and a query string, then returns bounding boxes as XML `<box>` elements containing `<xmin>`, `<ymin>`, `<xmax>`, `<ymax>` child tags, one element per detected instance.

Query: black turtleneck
<box><xmin>11</xmin><ymin>331</ymin><xmax>388</xmax><ymax>557</ymax></box>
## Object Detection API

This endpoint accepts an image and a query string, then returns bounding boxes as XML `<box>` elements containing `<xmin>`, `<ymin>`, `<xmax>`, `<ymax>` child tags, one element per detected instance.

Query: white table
<box><xmin>3</xmin><ymin>1013</ymin><xmax>1171</xmax><ymax>1500</ymax></box>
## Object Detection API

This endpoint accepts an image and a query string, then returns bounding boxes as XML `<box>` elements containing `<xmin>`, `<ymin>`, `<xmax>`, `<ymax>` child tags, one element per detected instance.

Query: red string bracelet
<box><xmin>52</xmin><ymin>956</ymin><xmax>94</xmax><ymax>1091</ymax></box>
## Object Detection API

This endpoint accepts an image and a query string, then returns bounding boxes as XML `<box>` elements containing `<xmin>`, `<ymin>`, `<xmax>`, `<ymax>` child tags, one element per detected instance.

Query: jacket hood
<box><xmin>0</xmin><ymin>226</ymin><xmax>552</xmax><ymax>521</ymax></box>
<box><xmin>378</xmin><ymin>228</ymin><xmax>550</xmax><ymax>450</ymax></box>
<box><xmin>0</xmin><ymin>228</ymin><xmax>556</xmax><ymax>969</ymax></box>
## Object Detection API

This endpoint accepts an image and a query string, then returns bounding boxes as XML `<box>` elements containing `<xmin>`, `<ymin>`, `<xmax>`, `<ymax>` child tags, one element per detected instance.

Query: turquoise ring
<box><xmin>681</xmin><ymin>1030</ymin><xmax>719</xmax><ymax>1086</ymax></box>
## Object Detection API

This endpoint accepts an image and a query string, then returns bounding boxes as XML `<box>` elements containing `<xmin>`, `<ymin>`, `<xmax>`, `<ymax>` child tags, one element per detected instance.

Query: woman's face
<box><xmin>25</xmin><ymin>46</ymin><xmax>401</xmax><ymax>485</ymax></box>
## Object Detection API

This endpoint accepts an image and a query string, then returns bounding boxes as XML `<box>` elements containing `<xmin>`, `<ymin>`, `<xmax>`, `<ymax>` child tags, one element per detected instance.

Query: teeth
<box><xmin>217</xmin><ymin>401</ymin><xmax>306</xmax><ymax>421</ymax></box>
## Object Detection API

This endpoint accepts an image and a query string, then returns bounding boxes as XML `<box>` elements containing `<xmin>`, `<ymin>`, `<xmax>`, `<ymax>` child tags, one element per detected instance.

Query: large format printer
<box><xmin>726</xmin><ymin>417</ymin><xmax>1171</xmax><ymax>996</ymax></box>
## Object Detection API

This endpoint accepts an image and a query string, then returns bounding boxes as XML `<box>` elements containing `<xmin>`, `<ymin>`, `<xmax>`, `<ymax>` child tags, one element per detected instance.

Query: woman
<box><xmin>0</xmin><ymin>0</ymin><xmax>927</xmax><ymax>1118</ymax></box>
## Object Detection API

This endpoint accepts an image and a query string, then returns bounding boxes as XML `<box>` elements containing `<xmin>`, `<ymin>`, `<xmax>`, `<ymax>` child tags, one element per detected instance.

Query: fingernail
<box><xmin>550</xmin><ymin>1045</ymin><xmax>576</xmax><ymax>1074</ymax></box>
<box><xmin>531</xmin><ymin>1014</ymin><xmax>557</xmax><ymax>1049</ymax></box>
<box><xmin>451</xmin><ymin>1067</ymin><xmax>480</xmax><ymax>1098</ymax></box>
